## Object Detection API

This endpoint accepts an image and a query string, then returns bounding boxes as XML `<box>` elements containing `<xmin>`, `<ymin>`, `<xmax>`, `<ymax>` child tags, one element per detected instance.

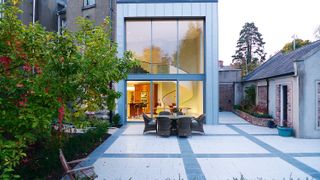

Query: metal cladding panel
<box><xmin>116</xmin><ymin>2</ymin><xmax>218</xmax><ymax>124</ymax></box>
<box><xmin>117</xmin><ymin>0</ymin><xmax>218</xmax><ymax>3</ymax></box>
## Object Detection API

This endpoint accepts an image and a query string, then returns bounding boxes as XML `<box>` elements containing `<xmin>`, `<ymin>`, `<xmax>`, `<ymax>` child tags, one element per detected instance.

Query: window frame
<box><xmin>125</xmin><ymin>18</ymin><xmax>205</xmax><ymax>75</ymax></box>
<box><xmin>83</xmin><ymin>0</ymin><xmax>96</xmax><ymax>7</ymax></box>
<box><xmin>316</xmin><ymin>81</ymin><xmax>320</xmax><ymax>129</ymax></box>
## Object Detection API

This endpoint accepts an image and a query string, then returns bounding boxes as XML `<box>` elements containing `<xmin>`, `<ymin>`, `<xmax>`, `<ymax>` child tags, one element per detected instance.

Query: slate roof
<box><xmin>243</xmin><ymin>40</ymin><xmax>320</xmax><ymax>82</ymax></box>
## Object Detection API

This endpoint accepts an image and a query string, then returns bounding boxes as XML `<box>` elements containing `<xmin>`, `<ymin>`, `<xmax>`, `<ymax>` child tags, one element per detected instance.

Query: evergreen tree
<box><xmin>232</xmin><ymin>22</ymin><xmax>266</xmax><ymax>76</ymax></box>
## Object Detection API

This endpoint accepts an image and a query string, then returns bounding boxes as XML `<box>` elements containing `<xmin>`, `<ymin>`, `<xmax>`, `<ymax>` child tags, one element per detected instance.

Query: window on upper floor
<box><xmin>317</xmin><ymin>81</ymin><xmax>320</xmax><ymax>129</ymax></box>
<box><xmin>83</xmin><ymin>0</ymin><xmax>95</xmax><ymax>7</ymax></box>
<box><xmin>0</xmin><ymin>0</ymin><xmax>4</xmax><ymax>18</ymax></box>
<box><xmin>126</xmin><ymin>19</ymin><xmax>204</xmax><ymax>74</ymax></box>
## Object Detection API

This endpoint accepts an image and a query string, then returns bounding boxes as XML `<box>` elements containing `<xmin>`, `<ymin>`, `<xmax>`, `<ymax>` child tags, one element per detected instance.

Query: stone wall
<box><xmin>233</xmin><ymin>109</ymin><xmax>273</xmax><ymax>127</ymax></box>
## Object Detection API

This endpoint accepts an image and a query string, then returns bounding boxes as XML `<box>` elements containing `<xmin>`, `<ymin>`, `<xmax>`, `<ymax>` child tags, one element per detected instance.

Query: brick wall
<box><xmin>275</xmin><ymin>85</ymin><xmax>281</xmax><ymax>125</ymax></box>
<box><xmin>233</xmin><ymin>110</ymin><xmax>273</xmax><ymax>127</ymax></box>
<box><xmin>257</xmin><ymin>86</ymin><xmax>268</xmax><ymax>109</ymax></box>
<box><xmin>219</xmin><ymin>84</ymin><xmax>234</xmax><ymax>111</ymax></box>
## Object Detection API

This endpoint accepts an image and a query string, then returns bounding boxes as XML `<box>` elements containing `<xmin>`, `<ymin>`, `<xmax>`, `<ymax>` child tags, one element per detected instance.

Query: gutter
<box><xmin>243</xmin><ymin>72</ymin><xmax>295</xmax><ymax>83</ymax></box>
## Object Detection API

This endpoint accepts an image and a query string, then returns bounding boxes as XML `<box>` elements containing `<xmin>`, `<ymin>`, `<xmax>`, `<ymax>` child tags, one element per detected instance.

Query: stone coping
<box><xmin>233</xmin><ymin>109</ymin><xmax>273</xmax><ymax>127</ymax></box>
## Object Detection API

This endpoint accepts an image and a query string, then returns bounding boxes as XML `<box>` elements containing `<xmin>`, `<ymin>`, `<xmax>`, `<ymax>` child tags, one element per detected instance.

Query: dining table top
<box><xmin>156</xmin><ymin>115</ymin><xmax>194</xmax><ymax>120</ymax></box>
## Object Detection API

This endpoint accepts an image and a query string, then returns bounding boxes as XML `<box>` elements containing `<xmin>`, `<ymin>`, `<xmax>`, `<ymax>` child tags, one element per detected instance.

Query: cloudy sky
<box><xmin>219</xmin><ymin>0</ymin><xmax>320</xmax><ymax>65</ymax></box>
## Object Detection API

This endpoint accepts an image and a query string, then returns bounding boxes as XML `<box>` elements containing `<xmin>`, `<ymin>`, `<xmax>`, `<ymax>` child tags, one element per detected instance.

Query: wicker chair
<box><xmin>191</xmin><ymin>114</ymin><xmax>205</xmax><ymax>134</ymax></box>
<box><xmin>159</xmin><ymin>111</ymin><xmax>171</xmax><ymax>115</ymax></box>
<box><xmin>156</xmin><ymin>116</ymin><xmax>172</xmax><ymax>137</ymax></box>
<box><xmin>177</xmin><ymin>117</ymin><xmax>192</xmax><ymax>137</ymax></box>
<box><xmin>143</xmin><ymin>114</ymin><xmax>157</xmax><ymax>134</ymax></box>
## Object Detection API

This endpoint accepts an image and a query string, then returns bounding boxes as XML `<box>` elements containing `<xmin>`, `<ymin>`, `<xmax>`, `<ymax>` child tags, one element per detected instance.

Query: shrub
<box><xmin>15</xmin><ymin>122</ymin><xmax>109</xmax><ymax>179</ymax></box>
<box><xmin>111</xmin><ymin>113</ymin><xmax>121</xmax><ymax>127</ymax></box>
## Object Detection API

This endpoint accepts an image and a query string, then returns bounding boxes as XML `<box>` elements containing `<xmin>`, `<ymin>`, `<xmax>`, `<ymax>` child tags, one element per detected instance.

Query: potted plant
<box><xmin>277</xmin><ymin>120</ymin><xmax>293</xmax><ymax>137</ymax></box>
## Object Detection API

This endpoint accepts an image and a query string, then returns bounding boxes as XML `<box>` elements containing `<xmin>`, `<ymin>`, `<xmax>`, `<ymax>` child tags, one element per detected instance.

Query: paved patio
<box><xmin>83</xmin><ymin>112</ymin><xmax>320</xmax><ymax>180</ymax></box>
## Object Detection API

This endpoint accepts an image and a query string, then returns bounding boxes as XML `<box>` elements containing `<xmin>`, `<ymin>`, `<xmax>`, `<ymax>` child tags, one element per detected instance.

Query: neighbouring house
<box><xmin>1</xmin><ymin>0</ymin><xmax>58</xmax><ymax>31</ymax></box>
<box><xmin>219</xmin><ymin>60</ymin><xmax>242</xmax><ymax>111</ymax></box>
<box><xmin>115</xmin><ymin>0</ymin><xmax>219</xmax><ymax>124</ymax></box>
<box><xmin>58</xmin><ymin>0</ymin><xmax>116</xmax><ymax>38</ymax></box>
<box><xmin>242</xmin><ymin>40</ymin><xmax>320</xmax><ymax>138</ymax></box>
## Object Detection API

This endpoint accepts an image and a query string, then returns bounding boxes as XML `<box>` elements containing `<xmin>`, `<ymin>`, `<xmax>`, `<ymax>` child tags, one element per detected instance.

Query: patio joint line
<box><xmin>227</xmin><ymin>125</ymin><xmax>320</xmax><ymax>179</ymax></box>
<box><xmin>81</xmin><ymin>125</ymin><xmax>129</xmax><ymax>166</ymax></box>
<box><xmin>178</xmin><ymin>138</ymin><xmax>206</xmax><ymax>180</ymax></box>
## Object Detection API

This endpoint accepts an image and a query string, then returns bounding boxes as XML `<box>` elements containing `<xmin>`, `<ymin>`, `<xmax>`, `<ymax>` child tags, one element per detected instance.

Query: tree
<box><xmin>281</xmin><ymin>39</ymin><xmax>311</xmax><ymax>53</ymax></box>
<box><xmin>0</xmin><ymin>0</ymin><xmax>136</xmax><ymax>178</ymax></box>
<box><xmin>232</xmin><ymin>22</ymin><xmax>266</xmax><ymax>76</ymax></box>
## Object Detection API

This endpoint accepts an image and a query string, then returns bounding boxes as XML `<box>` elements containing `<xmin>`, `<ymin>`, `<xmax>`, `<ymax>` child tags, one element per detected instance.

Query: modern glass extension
<box><xmin>125</xmin><ymin>19</ymin><xmax>205</xmax><ymax>121</ymax></box>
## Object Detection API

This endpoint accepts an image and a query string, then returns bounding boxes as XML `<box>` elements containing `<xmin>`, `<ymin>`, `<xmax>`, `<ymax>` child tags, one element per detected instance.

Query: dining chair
<box><xmin>191</xmin><ymin>114</ymin><xmax>206</xmax><ymax>134</ymax></box>
<box><xmin>159</xmin><ymin>111</ymin><xmax>171</xmax><ymax>115</ymax></box>
<box><xmin>177</xmin><ymin>116</ymin><xmax>192</xmax><ymax>137</ymax></box>
<box><xmin>142</xmin><ymin>113</ymin><xmax>157</xmax><ymax>134</ymax></box>
<box><xmin>156</xmin><ymin>116</ymin><xmax>171</xmax><ymax>137</ymax></box>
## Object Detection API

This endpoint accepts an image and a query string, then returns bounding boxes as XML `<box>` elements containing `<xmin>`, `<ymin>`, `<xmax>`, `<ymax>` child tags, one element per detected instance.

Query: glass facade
<box><xmin>126</xmin><ymin>80</ymin><xmax>203</xmax><ymax>121</ymax></box>
<box><xmin>126</xmin><ymin>19</ymin><xmax>204</xmax><ymax>74</ymax></box>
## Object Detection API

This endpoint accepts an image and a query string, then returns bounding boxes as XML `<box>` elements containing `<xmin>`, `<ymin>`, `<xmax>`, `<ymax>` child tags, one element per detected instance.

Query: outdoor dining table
<box><xmin>156</xmin><ymin>115</ymin><xmax>194</xmax><ymax>135</ymax></box>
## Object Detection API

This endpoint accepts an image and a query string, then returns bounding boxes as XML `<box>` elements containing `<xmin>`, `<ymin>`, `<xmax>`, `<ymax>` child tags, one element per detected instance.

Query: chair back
<box><xmin>156</xmin><ymin>116</ymin><xmax>171</xmax><ymax>136</ymax></box>
<box><xmin>142</xmin><ymin>113</ymin><xmax>152</xmax><ymax>125</ymax></box>
<box><xmin>198</xmin><ymin>114</ymin><xmax>206</xmax><ymax>124</ymax></box>
<box><xmin>159</xmin><ymin>111</ymin><xmax>171</xmax><ymax>115</ymax></box>
<box><xmin>177</xmin><ymin>117</ymin><xmax>192</xmax><ymax>137</ymax></box>
<box><xmin>59</xmin><ymin>149</ymin><xmax>75</xmax><ymax>180</ymax></box>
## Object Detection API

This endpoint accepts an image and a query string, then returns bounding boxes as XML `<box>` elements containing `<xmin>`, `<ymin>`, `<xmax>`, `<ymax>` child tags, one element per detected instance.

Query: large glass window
<box><xmin>178</xmin><ymin>20</ymin><xmax>204</xmax><ymax>74</ymax></box>
<box><xmin>126</xmin><ymin>80</ymin><xmax>202</xmax><ymax>121</ymax></box>
<box><xmin>126</xmin><ymin>19</ymin><xmax>204</xmax><ymax>74</ymax></box>
<box><xmin>126</xmin><ymin>21</ymin><xmax>152</xmax><ymax>73</ymax></box>
<box><xmin>179</xmin><ymin>81</ymin><xmax>203</xmax><ymax>117</ymax></box>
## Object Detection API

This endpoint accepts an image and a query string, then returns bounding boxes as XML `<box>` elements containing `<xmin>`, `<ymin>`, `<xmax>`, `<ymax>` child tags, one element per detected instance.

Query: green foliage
<box><xmin>0</xmin><ymin>1</ymin><xmax>136</xmax><ymax>178</ymax></box>
<box><xmin>281</xmin><ymin>39</ymin><xmax>311</xmax><ymax>53</ymax></box>
<box><xmin>16</xmin><ymin>122</ymin><xmax>109</xmax><ymax>179</ymax></box>
<box><xmin>232</xmin><ymin>22</ymin><xmax>266</xmax><ymax>76</ymax></box>
<box><xmin>111</xmin><ymin>113</ymin><xmax>121</xmax><ymax>127</ymax></box>
<box><xmin>244</xmin><ymin>85</ymin><xmax>256</xmax><ymax>106</ymax></box>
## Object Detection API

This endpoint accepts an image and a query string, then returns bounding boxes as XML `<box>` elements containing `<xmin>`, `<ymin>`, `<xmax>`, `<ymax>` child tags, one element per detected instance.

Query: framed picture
<box><xmin>141</xmin><ymin>91</ymin><xmax>147</xmax><ymax>103</ymax></box>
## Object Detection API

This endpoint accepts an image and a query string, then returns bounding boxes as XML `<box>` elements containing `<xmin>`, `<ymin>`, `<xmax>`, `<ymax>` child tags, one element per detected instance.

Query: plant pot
<box><xmin>277</xmin><ymin>126</ymin><xmax>293</xmax><ymax>137</ymax></box>
<box><xmin>267</xmin><ymin>120</ymin><xmax>275</xmax><ymax>128</ymax></box>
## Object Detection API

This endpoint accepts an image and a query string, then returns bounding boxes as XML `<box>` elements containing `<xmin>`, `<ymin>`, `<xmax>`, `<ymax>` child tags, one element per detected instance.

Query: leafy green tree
<box><xmin>232</xmin><ymin>22</ymin><xmax>266</xmax><ymax>76</ymax></box>
<box><xmin>281</xmin><ymin>39</ymin><xmax>311</xmax><ymax>53</ymax></box>
<box><xmin>0</xmin><ymin>0</ymin><xmax>136</xmax><ymax>178</ymax></box>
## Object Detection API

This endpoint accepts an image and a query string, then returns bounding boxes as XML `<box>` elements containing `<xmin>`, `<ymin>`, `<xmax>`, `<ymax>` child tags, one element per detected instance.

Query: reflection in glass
<box><xmin>152</xmin><ymin>20</ymin><xmax>178</xmax><ymax>74</ymax></box>
<box><xmin>179</xmin><ymin>81</ymin><xmax>203</xmax><ymax>117</ymax></box>
<box><xmin>178</xmin><ymin>20</ymin><xmax>204</xmax><ymax>74</ymax></box>
<box><xmin>127</xmin><ymin>81</ymin><xmax>151</xmax><ymax>121</ymax></box>
<box><xmin>126</xmin><ymin>21</ymin><xmax>151</xmax><ymax>73</ymax></box>
<box><xmin>152</xmin><ymin>81</ymin><xmax>177</xmax><ymax>115</ymax></box>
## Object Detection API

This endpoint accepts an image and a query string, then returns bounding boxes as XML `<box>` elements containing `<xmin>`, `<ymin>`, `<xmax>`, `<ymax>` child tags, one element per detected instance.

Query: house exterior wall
<box><xmin>219</xmin><ymin>70</ymin><xmax>241</xmax><ymax>111</ymax></box>
<box><xmin>116</xmin><ymin>1</ymin><xmax>219</xmax><ymax>124</ymax></box>
<box><xmin>268</xmin><ymin>76</ymin><xmax>299</xmax><ymax>132</ymax></box>
<box><xmin>296</xmin><ymin>49</ymin><xmax>320</xmax><ymax>138</ymax></box>
<box><xmin>65</xmin><ymin>0</ymin><xmax>116</xmax><ymax>36</ymax></box>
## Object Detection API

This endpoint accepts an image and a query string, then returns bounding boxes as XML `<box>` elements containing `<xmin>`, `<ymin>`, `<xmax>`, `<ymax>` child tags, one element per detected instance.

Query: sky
<box><xmin>219</xmin><ymin>0</ymin><xmax>320</xmax><ymax>65</ymax></box>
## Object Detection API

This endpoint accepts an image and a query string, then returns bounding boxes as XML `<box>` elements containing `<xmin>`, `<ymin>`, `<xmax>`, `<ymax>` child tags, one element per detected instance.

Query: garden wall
<box><xmin>233</xmin><ymin>109</ymin><xmax>273</xmax><ymax>127</ymax></box>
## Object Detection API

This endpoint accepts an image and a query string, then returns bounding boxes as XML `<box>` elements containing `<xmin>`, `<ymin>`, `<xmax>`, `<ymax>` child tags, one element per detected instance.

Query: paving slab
<box><xmin>198</xmin><ymin>157</ymin><xmax>312</xmax><ymax>180</ymax></box>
